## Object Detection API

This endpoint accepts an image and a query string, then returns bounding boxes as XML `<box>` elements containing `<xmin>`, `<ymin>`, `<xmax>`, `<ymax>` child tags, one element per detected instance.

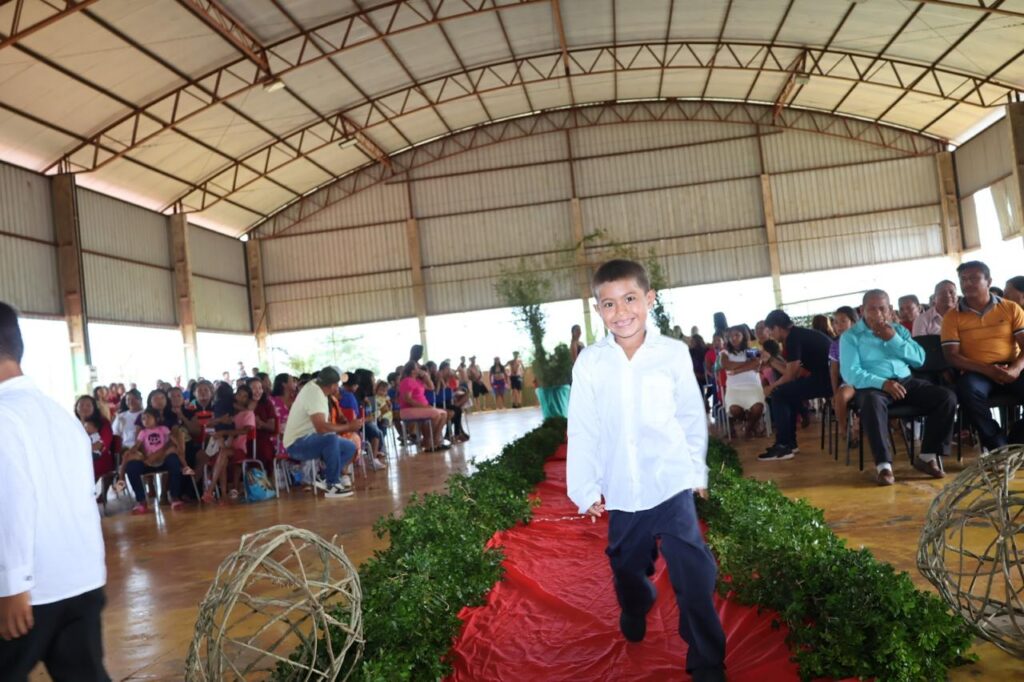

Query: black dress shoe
<box><xmin>690</xmin><ymin>666</ymin><xmax>726</xmax><ymax>682</ymax></box>
<box><xmin>619</xmin><ymin>582</ymin><xmax>657</xmax><ymax>642</ymax></box>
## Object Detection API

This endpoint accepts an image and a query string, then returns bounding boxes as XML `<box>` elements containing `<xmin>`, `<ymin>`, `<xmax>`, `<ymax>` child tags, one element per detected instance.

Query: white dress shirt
<box><xmin>0</xmin><ymin>375</ymin><xmax>106</xmax><ymax>604</ymax></box>
<box><xmin>567</xmin><ymin>325</ymin><xmax>709</xmax><ymax>514</ymax></box>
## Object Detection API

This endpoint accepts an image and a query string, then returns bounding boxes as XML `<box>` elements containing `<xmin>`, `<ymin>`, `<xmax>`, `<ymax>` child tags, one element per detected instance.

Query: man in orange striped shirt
<box><xmin>941</xmin><ymin>261</ymin><xmax>1024</xmax><ymax>450</ymax></box>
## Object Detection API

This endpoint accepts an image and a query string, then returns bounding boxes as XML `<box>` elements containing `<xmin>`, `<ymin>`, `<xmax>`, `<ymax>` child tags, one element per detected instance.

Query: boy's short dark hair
<box><xmin>0</xmin><ymin>301</ymin><xmax>25</xmax><ymax>363</ymax></box>
<box><xmin>591</xmin><ymin>259</ymin><xmax>651</xmax><ymax>295</ymax></box>
<box><xmin>764</xmin><ymin>309</ymin><xmax>792</xmax><ymax>330</ymax></box>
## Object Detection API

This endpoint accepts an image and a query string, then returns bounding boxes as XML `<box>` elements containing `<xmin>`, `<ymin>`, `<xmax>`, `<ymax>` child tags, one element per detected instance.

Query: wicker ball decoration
<box><xmin>918</xmin><ymin>446</ymin><xmax>1024</xmax><ymax>658</ymax></box>
<box><xmin>186</xmin><ymin>525</ymin><xmax>363</xmax><ymax>681</ymax></box>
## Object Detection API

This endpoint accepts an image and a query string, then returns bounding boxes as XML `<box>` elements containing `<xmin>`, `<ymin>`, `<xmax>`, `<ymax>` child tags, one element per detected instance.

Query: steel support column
<box><xmin>169</xmin><ymin>214</ymin><xmax>200</xmax><ymax>378</ymax></box>
<box><xmin>1008</xmin><ymin>102</ymin><xmax>1024</xmax><ymax>241</ymax></box>
<box><xmin>405</xmin><ymin>217</ymin><xmax>429</xmax><ymax>357</ymax></box>
<box><xmin>934</xmin><ymin>151</ymin><xmax>963</xmax><ymax>254</ymax></box>
<box><xmin>50</xmin><ymin>173</ymin><xmax>91</xmax><ymax>393</ymax></box>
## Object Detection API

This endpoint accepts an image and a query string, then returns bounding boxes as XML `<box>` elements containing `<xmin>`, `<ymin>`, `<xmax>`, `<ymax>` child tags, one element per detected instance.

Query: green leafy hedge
<box><xmin>279</xmin><ymin>421</ymin><xmax>973</xmax><ymax>681</ymax></box>
<box><xmin>701</xmin><ymin>440</ymin><xmax>975</xmax><ymax>681</ymax></box>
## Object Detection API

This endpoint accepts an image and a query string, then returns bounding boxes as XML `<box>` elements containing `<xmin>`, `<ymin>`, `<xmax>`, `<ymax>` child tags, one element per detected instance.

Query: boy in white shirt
<box><xmin>567</xmin><ymin>260</ymin><xmax>726</xmax><ymax>682</ymax></box>
<box><xmin>112</xmin><ymin>390</ymin><xmax>143</xmax><ymax>449</ymax></box>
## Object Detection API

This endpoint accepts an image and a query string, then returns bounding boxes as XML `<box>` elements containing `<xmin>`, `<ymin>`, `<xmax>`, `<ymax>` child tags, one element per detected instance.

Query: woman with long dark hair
<box><xmin>75</xmin><ymin>395</ymin><xmax>115</xmax><ymax>503</ymax></box>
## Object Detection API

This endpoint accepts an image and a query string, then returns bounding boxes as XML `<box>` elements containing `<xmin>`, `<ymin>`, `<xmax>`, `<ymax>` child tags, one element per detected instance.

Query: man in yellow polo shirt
<box><xmin>942</xmin><ymin>260</ymin><xmax>1024</xmax><ymax>450</ymax></box>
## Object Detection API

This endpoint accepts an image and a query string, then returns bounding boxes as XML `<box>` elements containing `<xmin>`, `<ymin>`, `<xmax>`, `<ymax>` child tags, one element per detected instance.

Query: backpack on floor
<box><xmin>244</xmin><ymin>468</ymin><xmax>277</xmax><ymax>502</ymax></box>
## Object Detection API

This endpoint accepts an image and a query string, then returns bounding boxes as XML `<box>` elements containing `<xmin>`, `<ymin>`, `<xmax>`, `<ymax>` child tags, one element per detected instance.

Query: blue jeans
<box><xmin>364</xmin><ymin>421</ymin><xmax>383</xmax><ymax>448</ymax></box>
<box><xmin>126</xmin><ymin>456</ymin><xmax>182</xmax><ymax>503</ymax></box>
<box><xmin>606</xmin><ymin>491</ymin><xmax>725</xmax><ymax>673</ymax></box>
<box><xmin>956</xmin><ymin>370</ymin><xmax>1024</xmax><ymax>449</ymax></box>
<box><xmin>286</xmin><ymin>433</ymin><xmax>355</xmax><ymax>486</ymax></box>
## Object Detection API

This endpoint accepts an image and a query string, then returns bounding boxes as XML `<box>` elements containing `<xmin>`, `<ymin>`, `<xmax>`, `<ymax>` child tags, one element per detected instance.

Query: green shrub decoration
<box><xmin>276</xmin><ymin>422</ymin><xmax>973</xmax><ymax>681</ymax></box>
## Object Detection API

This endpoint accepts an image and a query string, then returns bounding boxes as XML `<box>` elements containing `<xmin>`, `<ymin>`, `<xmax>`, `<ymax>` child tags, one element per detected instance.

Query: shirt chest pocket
<box><xmin>640</xmin><ymin>374</ymin><xmax>676</xmax><ymax>424</ymax></box>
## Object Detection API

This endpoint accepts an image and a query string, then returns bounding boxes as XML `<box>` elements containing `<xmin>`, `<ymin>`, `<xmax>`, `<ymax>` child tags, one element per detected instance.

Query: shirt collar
<box><xmin>0</xmin><ymin>374</ymin><xmax>33</xmax><ymax>395</ymax></box>
<box><xmin>959</xmin><ymin>294</ymin><xmax>1000</xmax><ymax>316</ymax></box>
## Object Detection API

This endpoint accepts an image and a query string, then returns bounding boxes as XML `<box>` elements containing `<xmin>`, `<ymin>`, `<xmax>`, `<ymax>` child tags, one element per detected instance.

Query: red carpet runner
<box><xmin>447</xmin><ymin>444</ymin><xmax>809</xmax><ymax>681</ymax></box>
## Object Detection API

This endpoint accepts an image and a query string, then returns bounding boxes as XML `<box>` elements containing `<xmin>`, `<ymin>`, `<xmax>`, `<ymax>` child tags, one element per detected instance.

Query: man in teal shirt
<box><xmin>840</xmin><ymin>289</ymin><xmax>957</xmax><ymax>485</ymax></box>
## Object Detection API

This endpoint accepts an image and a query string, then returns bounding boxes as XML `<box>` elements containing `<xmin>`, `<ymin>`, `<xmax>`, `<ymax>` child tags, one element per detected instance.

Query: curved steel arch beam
<box><xmin>246</xmin><ymin>100</ymin><xmax>944</xmax><ymax>239</ymax></box>
<box><xmin>45</xmin><ymin>0</ymin><xmax>544</xmax><ymax>174</ymax></box>
<box><xmin>173</xmin><ymin>39</ymin><xmax>1009</xmax><ymax>215</ymax></box>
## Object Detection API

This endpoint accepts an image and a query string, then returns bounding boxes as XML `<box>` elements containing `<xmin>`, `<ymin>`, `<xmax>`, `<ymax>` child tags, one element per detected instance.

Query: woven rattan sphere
<box><xmin>919</xmin><ymin>446</ymin><xmax>1024</xmax><ymax>658</ymax></box>
<box><xmin>186</xmin><ymin>525</ymin><xmax>363</xmax><ymax>681</ymax></box>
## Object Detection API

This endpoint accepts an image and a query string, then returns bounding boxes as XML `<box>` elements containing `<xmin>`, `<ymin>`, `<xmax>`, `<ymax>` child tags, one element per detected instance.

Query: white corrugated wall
<box><xmin>255</xmin><ymin>108</ymin><xmax>947</xmax><ymax>331</ymax></box>
<box><xmin>188</xmin><ymin>223</ymin><xmax>250</xmax><ymax>332</ymax></box>
<box><xmin>955</xmin><ymin>118</ymin><xmax>1012</xmax><ymax>198</ymax></box>
<box><xmin>0</xmin><ymin>162</ymin><xmax>60</xmax><ymax>315</ymax></box>
<box><xmin>77</xmin><ymin>189</ymin><xmax>177</xmax><ymax>326</ymax></box>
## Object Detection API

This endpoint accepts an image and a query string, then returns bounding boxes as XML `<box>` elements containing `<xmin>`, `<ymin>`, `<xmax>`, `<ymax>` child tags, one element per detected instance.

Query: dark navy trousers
<box><xmin>606</xmin><ymin>490</ymin><xmax>726</xmax><ymax>673</ymax></box>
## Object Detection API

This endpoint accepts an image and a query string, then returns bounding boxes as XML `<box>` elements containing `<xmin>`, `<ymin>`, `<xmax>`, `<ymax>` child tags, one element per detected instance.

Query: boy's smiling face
<box><xmin>594</xmin><ymin>277</ymin><xmax>655</xmax><ymax>343</ymax></box>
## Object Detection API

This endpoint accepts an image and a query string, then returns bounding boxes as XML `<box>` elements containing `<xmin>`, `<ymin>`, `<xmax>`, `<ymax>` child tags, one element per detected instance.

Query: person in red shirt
<box><xmin>75</xmin><ymin>396</ymin><xmax>114</xmax><ymax>505</ymax></box>
<box><xmin>898</xmin><ymin>295</ymin><xmax>921</xmax><ymax>333</ymax></box>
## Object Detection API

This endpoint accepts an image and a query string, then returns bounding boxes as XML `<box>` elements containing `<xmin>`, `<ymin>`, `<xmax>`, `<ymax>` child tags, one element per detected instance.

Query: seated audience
<box><xmin>942</xmin><ymin>261</ymin><xmax>1024</xmax><ymax>451</ymax></box>
<box><xmin>913</xmin><ymin>280</ymin><xmax>957</xmax><ymax>337</ymax></box>
<box><xmin>123</xmin><ymin>407</ymin><xmax>193</xmax><ymax>513</ymax></box>
<box><xmin>812</xmin><ymin>314</ymin><xmax>836</xmax><ymax>339</ymax></box>
<box><xmin>841</xmin><ymin>290</ymin><xmax>956</xmax><ymax>485</ymax></box>
<box><xmin>250</xmin><ymin>377</ymin><xmax>278</xmax><ymax>471</ymax></box>
<box><xmin>112</xmin><ymin>389</ymin><xmax>143</xmax><ymax>455</ymax></box>
<box><xmin>1004</xmin><ymin>276</ymin><xmax>1024</xmax><ymax>307</ymax></box>
<box><xmin>398</xmin><ymin>361</ymin><xmax>449</xmax><ymax>450</ymax></box>
<box><xmin>720</xmin><ymin>326</ymin><xmax>765</xmax><ymax>438</ymax></box>
<box><xmin>270</xmin><ymin>373</ymin><xmax>297</xmax><ymax>457</ymax></box>
<box><xmin>281</xmin><ymin>367</ymin><xmax>357</xmax><ymax>498</ymax></box>
<box><xmin>374</xmin><ymin>380</ymin><xmax>393</xmax><ymax>433</ymax></box>
<box><xmin>76</xmin><ymin>395</ymin><xmax>115</xmax><ymax>504</ymax></box>
<box><xmin>758</xmin><ymin>310</ymin><xmax>833</xmax><ymax>461</ymax></box>
<box><xmin>829</xmin><ymin>306</ymin><xmax>860</xmax><ymax>444</ymax></box>
<box><xmin>341</xmin><ymin>372</ymin><xmax>386</xmax><ymax>469</ymax></box>
<box><xmin>437</xmin><ymin>360</ymin><xmax>470</xmax><ymax>442</ymax></box>
<box><xmin>897</xmin><ymin>295</ymin><xmax>921</xmax><ymax>333</ymax></box>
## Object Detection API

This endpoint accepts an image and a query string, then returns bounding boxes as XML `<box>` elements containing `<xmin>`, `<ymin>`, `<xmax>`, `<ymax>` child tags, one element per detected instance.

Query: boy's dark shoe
<box><xmin>756</xmin><ymin>444</ymin><xmax>797</xmax><ymax>461</ymax></box>
<box><xmin>690</xmin><ymin>666</ymin><xmax>727</xmax><ymax>682</ymax></box>
<box><xmin>619</xmin><ymin>582</ymin><xmax>657</xmax><ymax>642</ymax></box>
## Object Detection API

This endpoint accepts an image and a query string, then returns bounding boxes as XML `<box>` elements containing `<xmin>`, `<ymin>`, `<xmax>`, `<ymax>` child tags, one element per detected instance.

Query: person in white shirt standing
<box><xmin>567</xmin><ymin>260</ymin><xmax>725</xmax><ymax>682</ymax></box>
<box><xmin>0</xmin><ymin>302</ymin><xmax>110</xmax><ymax>680</ymax></box>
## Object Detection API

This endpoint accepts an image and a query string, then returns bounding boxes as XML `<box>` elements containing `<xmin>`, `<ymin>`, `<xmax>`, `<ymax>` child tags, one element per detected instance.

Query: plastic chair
<box><xmin>400</xmin><ymin>419</ymin><xmax>435</xmax><ymax>452</ymax></box>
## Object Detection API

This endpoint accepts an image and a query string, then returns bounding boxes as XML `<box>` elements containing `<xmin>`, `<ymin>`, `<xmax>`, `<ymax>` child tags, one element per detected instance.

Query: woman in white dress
<box><xmin>720</xmin><ymin>325</ymin><xmax>767</xmax><ymax>438</ymax></box>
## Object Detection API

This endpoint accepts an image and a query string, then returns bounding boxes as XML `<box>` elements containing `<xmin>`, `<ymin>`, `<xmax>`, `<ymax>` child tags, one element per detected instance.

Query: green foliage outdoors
<box><xmin>277</xmin><ymin>423</ymin><xmax>973</xmax><ymax>681</ymax></box>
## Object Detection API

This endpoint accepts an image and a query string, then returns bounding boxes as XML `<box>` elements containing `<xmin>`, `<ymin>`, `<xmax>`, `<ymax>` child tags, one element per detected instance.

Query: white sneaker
<box><xmin>341</xmin><ymin>474</ymin><xmax>352</xmax><ymax>488</ymax></box>
<box><xmin>313</xmin><ymin>476</ymin><xmax>329</xmax><ymax>492</ymax></box>
<box><xmin>324</xmin><ymin>484</ymin><xmax>354</xmax><ymax>498</ymax></box>
<box><xmin>371</xmin><ymin>457</ymin><xmax>387</xmax><ymax>470</ymax></box>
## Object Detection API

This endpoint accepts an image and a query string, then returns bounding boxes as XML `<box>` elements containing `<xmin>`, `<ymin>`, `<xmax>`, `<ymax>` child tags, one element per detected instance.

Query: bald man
<box><xmin>840</xmin><ymin>290</ymin><xmax>957</xmax><ymax>485</ymax></box>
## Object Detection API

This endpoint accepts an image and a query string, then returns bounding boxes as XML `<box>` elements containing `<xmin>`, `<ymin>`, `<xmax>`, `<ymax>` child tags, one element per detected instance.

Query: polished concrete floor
<box><xmin>28</xmin><ymin>407</ymin><xmax>1024</xmax><ymax>680</ymax></box>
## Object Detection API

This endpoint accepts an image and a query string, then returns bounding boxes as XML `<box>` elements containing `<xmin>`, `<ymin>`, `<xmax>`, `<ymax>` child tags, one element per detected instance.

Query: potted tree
<box><xmin>494</xmin><ymin>260</ymin><xmax>573</xmax><ymax>418</ymax></box>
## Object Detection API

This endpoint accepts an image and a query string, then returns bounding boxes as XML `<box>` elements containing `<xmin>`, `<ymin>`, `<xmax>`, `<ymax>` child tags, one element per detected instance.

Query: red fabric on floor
<box><xmin>447</xmin><ymin>444</ymin><xmax>807</xmax><ymax>681</ymax></box>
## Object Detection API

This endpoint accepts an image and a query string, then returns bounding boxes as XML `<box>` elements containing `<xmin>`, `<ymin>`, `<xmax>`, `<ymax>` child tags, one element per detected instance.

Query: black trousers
<box><xmin>854</xmin><ymin>376</ymin><xmax>957</xmax><ymax>466</ymax></box>
<box><xmin>771</xmin><ymin>375</ymin><xmax>832</xmax><ymax>448</ymax></box>
<box><xmin>0</xmin><ymin>587</ymin><xmax>111</xmax><ymax>682</ymax></box>
<box><xmin>606</xmin><ymin>491</ymin><xmax>725</xmax><ymax>673</ymax></box>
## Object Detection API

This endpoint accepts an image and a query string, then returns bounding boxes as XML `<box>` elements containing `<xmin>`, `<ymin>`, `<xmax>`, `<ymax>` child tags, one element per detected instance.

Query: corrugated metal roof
<box><xmin>0</xmin><ymin>234</ymin><xmax>61</xmax><ymax>315</ymax></box>
<box><xmin>284</xmin><ymin>182</ymin><xmax>409</xmax><ymax>237</ymax></box>
<box><xmin>265</xmin><ymin>269</ymin><xmax>414</xmax><ymax>331</ymax></box>
<box><xmin>410</xmin><ymin>163</ymin><xmax>573</xmax><ymax>218</ymax></box>
<box><xmin>188</xmin><ymin>224</ymin><xmax>246</xmax><ymax>284</ymax></box>
<box><xmin>261</xmin><ymin>221</ymin><xmax>408</xmax><ymax>284</ymax></box>
<box><xmin>770</xmin><ymin>156</ymin><xmax>939</xmax><ymax>224</ymax></box>
<box><xmin>581</xmin><ymin>177</ymin><xmax>763</xmax><ymax>241</ymax></box>
<box><xmin>955</xmin><ymin>118</ymin><xmax>1013</xmax><ymax>198</ymax></box>
<box><xmin>779</xmin><ymin>223</ymin><xmax>945</xmax><ymax>274</ymax></box>
<box><xmin>570</xmin><ymin>120</ymin><xmax>758</xmax><ymax>157</ymax></box>
<box><xmin>193</xmin><ymin>277</ymin><xmax>251</xmax><ymax>333</ymax></box>
<box><xmin>77</xmin><ymin>189</ymin><xmax>171</xmax><ymax>268</ymax></box>
<box><xmin>423</xmin><ymin>258</ymin><xmax>576</xmax><ymax>316</ymax></box>
<box><xmin>762</xmin><ymin>130</ymin><xmax>910</xmax><ymax>174</ymax></box>
<box><xmin>409</xmin><ymin>133</ymin><xmax>569</xmax><ymax>180</ymax></box>
<box><xmin>82</xmin><ymin>254</ymin><xmax>177</xmax><ymax>326</ymax></box>
<box><xmin>575</xmin><ymin>136</ymin><xmax>760</xmax><ymax>197</ymax></box>
<box><xmin>419</xmin><ymin>202</ymin><xmax>572</xmax><ymax>267</ymax></box>
<box><xmin>0</xmin><ymin>162</ymin><xmax>53</xmax><ymax>242</ymax></box>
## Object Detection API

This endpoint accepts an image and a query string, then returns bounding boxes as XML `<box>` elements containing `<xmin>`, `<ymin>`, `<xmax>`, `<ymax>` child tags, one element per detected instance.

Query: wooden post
<box><xmin>760</xmin><ymin>174</ymin><xmax>784</xmax><ymax>307</ymax></box>
<box><xmin>405</xmin><ymin>217</ymin><xmax>429</xmax><ymax>356</ymax></box>
<box><xmin>934</xmin><ymin>151</ymin><xmax>963</xmax><ymax>255</ymax></box>
<box><xmin>1008</xmin><ymin>102</ymin><xmax>1024</xmax><ymax>242</ymax></box>
<box><xmin>50</xmin><ymin>173</ymin><xmax>91</xmax><ymax>394</ymax></box>
<box><xmin>169</xmin><ymin>214</ymin><xmax>200</xmax><ymax>378</ymax></box>
<box><xmin>246</xmin><ymin>240</ymin><xmax>269</xmax><ymax>368</ymax></box>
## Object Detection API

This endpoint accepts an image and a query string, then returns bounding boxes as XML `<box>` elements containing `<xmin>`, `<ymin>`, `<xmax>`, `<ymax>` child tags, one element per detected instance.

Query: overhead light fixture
<box><xmin>239</xmin><ymin>234</ymin><xmax>249</xmax><ymax>242</ymax></box>
<box><xmin>794</xmin><ymin>73</ymin><xmax>811</xmax><ymax>86</ymax></box>
<box><xmin>263</xmin><ymin>79</ymin><xmax>286</xmax><ymax>93</ymax></box>
<box><xmin>338</xmin><ymin>137</ymin><xmax>359</xmax><ymax>150</ymax></box>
